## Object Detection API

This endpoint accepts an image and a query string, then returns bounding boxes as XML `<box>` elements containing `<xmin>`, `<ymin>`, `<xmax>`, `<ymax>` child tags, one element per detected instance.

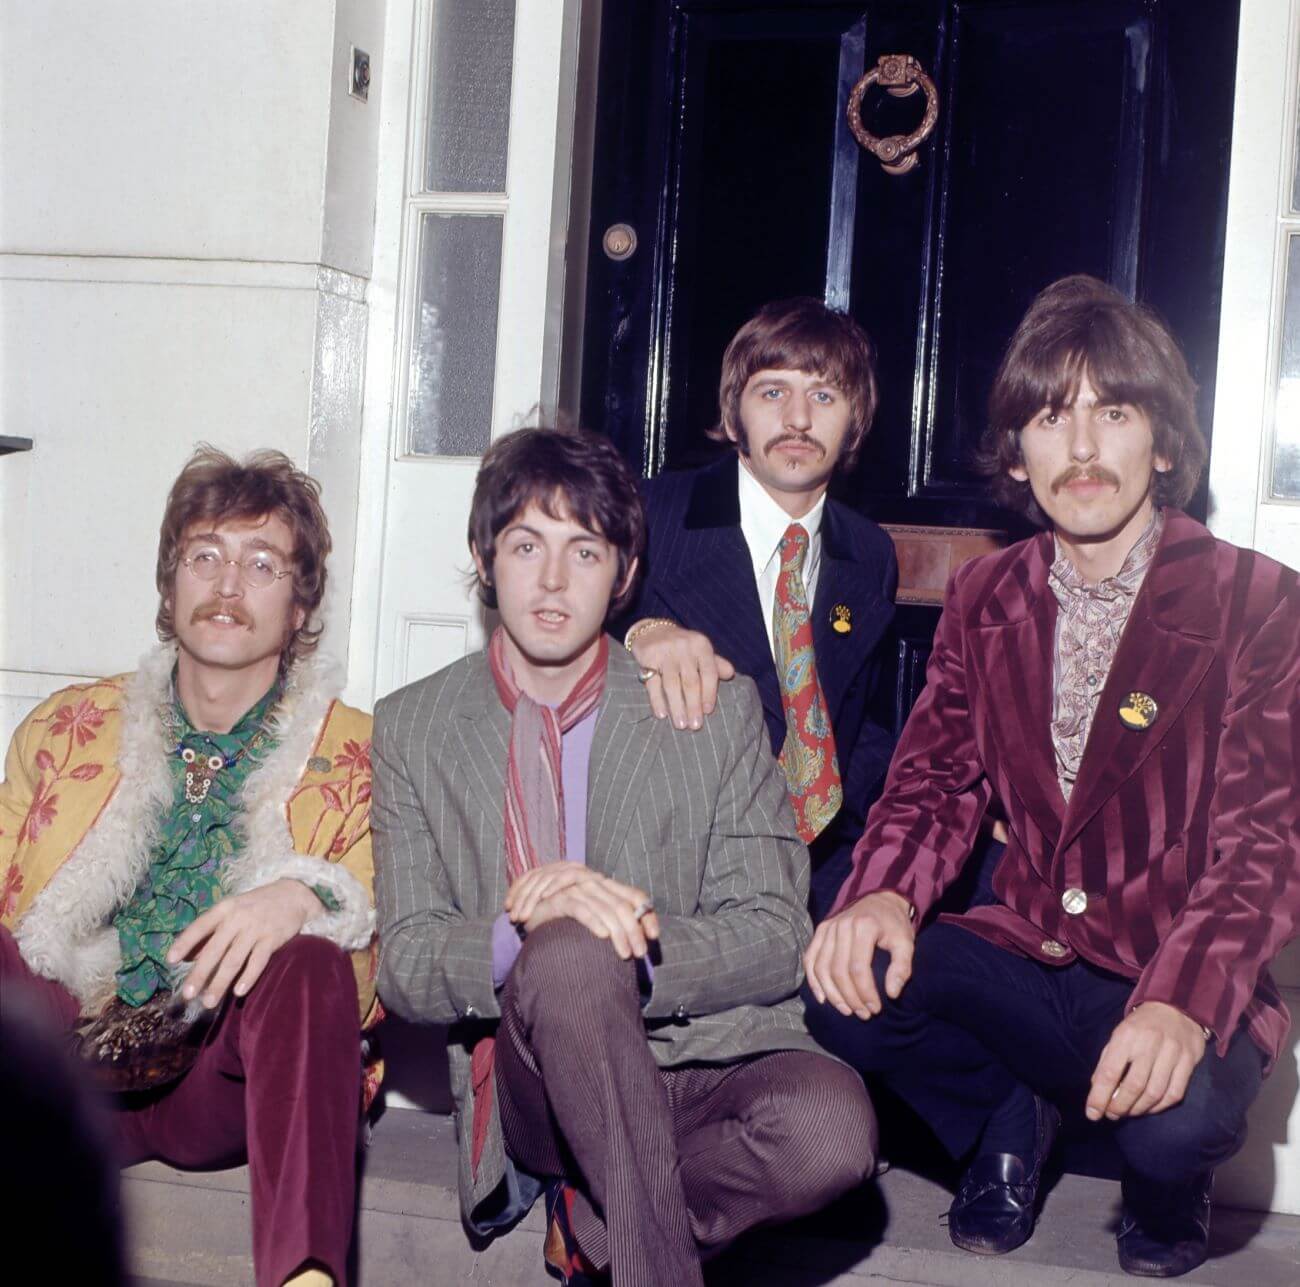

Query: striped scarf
<box><xmin>469</xmin><ymin>626</ymin><xmax>609</xmax><ymax>1176</ymax></box>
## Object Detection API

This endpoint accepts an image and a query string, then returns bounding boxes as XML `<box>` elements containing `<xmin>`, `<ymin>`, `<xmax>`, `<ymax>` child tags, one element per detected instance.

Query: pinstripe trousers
<box><xmin>495</xmin><ymin>920</ymin><xmax>876</xmax><ymax>1287</ymax></box>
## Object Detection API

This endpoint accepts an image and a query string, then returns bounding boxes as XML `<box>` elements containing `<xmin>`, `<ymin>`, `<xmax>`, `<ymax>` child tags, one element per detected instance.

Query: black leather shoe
<box><xmin>1116</xmin><ymin>1170</ymin><xmax>1212</xmax><ymax>1278</ymax></box>
<box><xmin>948</xmin><ymin>1095</ymin><xmax>1060</xmax><ymax>1255</ymax></box>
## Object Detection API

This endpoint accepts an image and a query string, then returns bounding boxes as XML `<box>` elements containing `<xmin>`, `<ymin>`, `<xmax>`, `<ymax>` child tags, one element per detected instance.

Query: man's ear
<box><xmin>1006</xmin><ymin>429</ymin><xmax>1028</xmax><ymax>482</ymax></box>
<box><xmin>292</xmin><ymin>604</ymin><xmax>307</xmax><ymax>634</ymax></box>
<box><xmin>1154</xmin><ymin>453</ymin><xmax>1172</xmax><ymax>474</ymax></box>
<box><xmin>616</xmin><ymin>556</ymin><xmax>640</xmax><ymax>603</ymax></box>
<box><xmin>471</xmin><ymin>542</ymin><xmax>491</xmax><ymax>587</ymax></box>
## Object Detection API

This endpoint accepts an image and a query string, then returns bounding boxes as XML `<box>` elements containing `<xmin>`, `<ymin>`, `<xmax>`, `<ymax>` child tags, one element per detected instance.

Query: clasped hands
<box><xmin>804</xmin><ymin>891</ymin><xmax>1207</xmax><ymax>1120</ymax></box>
<box><xmin>505</xmin><ymin>861</ymin><xmax>659</xmax><ymax>961</ymax></box>
<box><xmin>166</xmin><ymin>878</ymin><xmax>325</xmax><ymax>1010</ymax></box>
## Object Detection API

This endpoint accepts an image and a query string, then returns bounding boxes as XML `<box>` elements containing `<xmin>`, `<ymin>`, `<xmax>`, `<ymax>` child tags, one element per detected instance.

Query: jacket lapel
<box><xmin>811</xmin><ymin>501</ymin><xmax>892</xmax><ymax>725</ymax></box>
<box><xmin>586</xmin><ymin>648</ymin><xmax>668</xmax><ymax>878</ymax></box>
<box><xmin>970</xmin><ymin>533</ymin><xmax>1065</xmax><ymax>847</ymax></box>
<box><xmin>451</xmin><ymin>660</ymin><xmax>510</xmax><ymax>863</ymax></box>
<box><xmin>1058</xmin><ymin>513</ymin><xmax>1219</xmax><ymax>850</ymax></box>
<box><xmin>652</xmin><ymin>457</ymin><xmax>784</xmax><ymax>734</ymax></box>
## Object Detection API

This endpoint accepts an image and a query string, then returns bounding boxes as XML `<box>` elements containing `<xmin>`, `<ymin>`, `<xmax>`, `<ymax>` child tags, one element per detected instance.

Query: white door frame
<box><xmin>344</xmin><ymin>0</ymin><xmax>584</xmax><ymax>710</ymax></box>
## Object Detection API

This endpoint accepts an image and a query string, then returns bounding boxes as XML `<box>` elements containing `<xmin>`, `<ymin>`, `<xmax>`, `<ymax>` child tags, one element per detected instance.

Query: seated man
<box><xmin>372</xmin><ymin>426</ymin><xmax>875</xmax><ymax>1287</ymax></box>
<box><xmin>804</xmin><ymin>276</ymin><xmax>1300</xmax><ymax>1278</ymax></box>
<box><xmin>619</xmin><ymin>298</ymin><xmax>898</xmax><ymax>919</ymax></box>
<box><xmin>0</xmin><ymin>447</ymin><xmax>377</xmax><ymax>1287</ymax></box>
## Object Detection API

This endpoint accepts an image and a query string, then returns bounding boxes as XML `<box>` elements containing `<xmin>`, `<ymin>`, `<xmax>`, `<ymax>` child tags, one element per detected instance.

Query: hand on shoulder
<box><xmin>626</xmin><ymin>619</ymin><xmax>735</xmax><ymax>731</ymax></box>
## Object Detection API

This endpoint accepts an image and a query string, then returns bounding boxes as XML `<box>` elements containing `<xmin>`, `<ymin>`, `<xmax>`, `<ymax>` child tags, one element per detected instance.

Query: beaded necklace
<box><xmin>173</xmin><ymin>732</ymin><xmax>271</xmax><ymax>804</ymax></box>
<box><xmin>161</xmin><ymin>690</ymin><xmax>277</xmax><ymax>806</ymax></box>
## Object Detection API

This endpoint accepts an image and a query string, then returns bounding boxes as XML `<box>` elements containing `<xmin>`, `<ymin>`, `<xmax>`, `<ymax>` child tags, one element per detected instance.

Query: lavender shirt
<box><xmin>491</xmin><ymin>706</ymin><xmax>599</xmax><ymax>986</ymax></box>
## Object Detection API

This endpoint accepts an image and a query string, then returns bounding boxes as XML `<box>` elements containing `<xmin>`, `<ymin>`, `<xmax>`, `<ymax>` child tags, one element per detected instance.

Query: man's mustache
<box><xmin>1052</xmin><ymin>465</ymin><xmax>1120</xmax><ymax>493</ymax></box>
<box><xmin>764</xmin><ymin>434</ymin><xmax>825</xmax><ymax>459</ymax></box>
<box><xmin>191</xmin><ymin>602</ymin><xmax>251</xmax><ymax>627</ymax></box>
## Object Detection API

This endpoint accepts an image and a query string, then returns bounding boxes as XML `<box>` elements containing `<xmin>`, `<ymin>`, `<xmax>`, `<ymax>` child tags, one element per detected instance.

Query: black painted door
<box><xmin>580</xmin><ymin>0</ymin><xmax>1240</xmax><ymax>727</ymax></box>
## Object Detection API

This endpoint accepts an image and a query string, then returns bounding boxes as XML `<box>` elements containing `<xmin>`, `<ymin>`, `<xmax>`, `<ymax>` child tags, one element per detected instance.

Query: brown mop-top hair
<box><xmin>468</xmin><ymin>426</ymin><xmax>644</xmax><ymax>619</ymax></box>
<box><xmin>710</xmin><ymin>297</ymin><xmax>880</xmax><ymax>469</ymax></box>
<box><xmin>156</xmin><ymin>445</ymin><xmax>331</xmax><ymax>667</ymax></box>
<box><xmin>981</xmin><ymin>274</ymin><xmax>1206</xmax><ymax>525</ymax></box>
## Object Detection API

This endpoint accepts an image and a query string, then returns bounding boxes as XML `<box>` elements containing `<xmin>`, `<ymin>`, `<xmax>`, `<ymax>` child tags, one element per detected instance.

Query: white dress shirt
<box><xmin>737</xmin><ymin>458</ymin><xmax>826</xmax><ymax>656</ymax></box>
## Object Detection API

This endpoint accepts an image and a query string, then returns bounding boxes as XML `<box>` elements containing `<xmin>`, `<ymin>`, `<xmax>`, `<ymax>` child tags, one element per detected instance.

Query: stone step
<box><xmin>124</xmin><ymin>1108</ymin><xmax>1300</xmax><ymax>1287</ymax></box>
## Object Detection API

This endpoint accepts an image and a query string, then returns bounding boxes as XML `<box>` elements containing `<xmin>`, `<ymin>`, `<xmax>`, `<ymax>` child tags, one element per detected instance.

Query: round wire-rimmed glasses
<box><xmin>182</xmin><ymin>546</ymin><xmax>292</xmax><ymax>590</ymax></box>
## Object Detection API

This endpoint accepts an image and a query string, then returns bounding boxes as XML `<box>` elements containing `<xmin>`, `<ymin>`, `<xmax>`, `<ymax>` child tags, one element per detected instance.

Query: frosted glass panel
<box><xmin>1271</xmin><ymin>235</ymin><xmax>1300</xmax><ymax>500</ymax></box>
<box><xmin>425</xmin><ymin>0</ymin><xmax>516</xmax><ymax>192</ymax></box>
<box><xmin>407</xmin><ymin>213</ymin><xmax>503</xmax><ymax>456</ymax></box>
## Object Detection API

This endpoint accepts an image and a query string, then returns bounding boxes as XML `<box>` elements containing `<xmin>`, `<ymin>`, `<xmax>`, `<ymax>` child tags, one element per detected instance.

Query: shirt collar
<box><xmin>167</xmin><ymin>671</ymin><xmax>282</xmax><ymax>750</ymax></box>
<box><xmin>1049</xmin><ymin>507</ymin><xmax>1165</xmax><ymax>604</ymax></box>
<box><xmin>736</xmin><ymin>456</ymin><xmax>827</xmax><ymax>576</ymax></box>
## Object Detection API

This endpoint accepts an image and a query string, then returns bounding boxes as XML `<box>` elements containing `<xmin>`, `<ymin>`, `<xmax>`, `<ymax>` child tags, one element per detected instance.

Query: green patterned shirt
<box><xmin>112</xmin><ymin>681</ymin><xmax>280</xmax><ymax>1006</ymax></box>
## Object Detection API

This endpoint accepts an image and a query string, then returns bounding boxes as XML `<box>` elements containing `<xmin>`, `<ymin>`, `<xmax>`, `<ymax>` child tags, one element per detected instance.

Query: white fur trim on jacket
<box><xmin>15</xmin><ymin>644</ymin><xmax>364</xmax><ymax>1013</ymax></box>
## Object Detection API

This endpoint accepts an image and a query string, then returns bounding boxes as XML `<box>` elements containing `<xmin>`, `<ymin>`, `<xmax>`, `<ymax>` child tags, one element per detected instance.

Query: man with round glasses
<box><xmin>0</xmin><ymin>446</ymin><xmax>377</xmax><ymax>1287</ymax></box>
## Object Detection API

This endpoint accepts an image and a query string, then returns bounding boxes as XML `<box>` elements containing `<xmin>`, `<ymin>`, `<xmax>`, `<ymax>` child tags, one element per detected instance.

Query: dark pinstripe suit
<box><xmin>624</xmin><ymin>455</ymin><xmax>899</xmax><ymax>916</ymax></box>
<box><xmin>372</xmin><ymin>644</ymin><xmax>875</xmax><ymax>1280</ymax></box>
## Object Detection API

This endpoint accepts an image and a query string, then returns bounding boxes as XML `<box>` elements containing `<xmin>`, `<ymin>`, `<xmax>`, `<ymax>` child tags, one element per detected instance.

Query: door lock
<box><xmin>602</xmin><ymin>223</ymin><xmax>638</xmax><ymax>261</ymax></box>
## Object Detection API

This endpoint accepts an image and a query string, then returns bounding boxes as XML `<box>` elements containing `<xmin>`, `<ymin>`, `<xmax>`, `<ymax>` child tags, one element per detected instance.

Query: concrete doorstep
<box><xmin>123</xmin><ymin>1107</ymin><xmax>1300</xmax><ymax>1287</ymax></box>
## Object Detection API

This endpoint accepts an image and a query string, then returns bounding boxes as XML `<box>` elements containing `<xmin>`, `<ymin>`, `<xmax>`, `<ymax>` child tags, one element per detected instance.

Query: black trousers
<box><xmin>806</xmin><ymin>921</ymin><xmax>1265</xmax><ymax>1185</ymax></box>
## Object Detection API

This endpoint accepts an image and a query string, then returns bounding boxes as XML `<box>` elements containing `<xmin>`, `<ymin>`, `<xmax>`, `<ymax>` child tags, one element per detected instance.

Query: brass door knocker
<box><xmin>846</xmin><ymin>54</ymin><xmax>940</xmax><ymax>176</ymax></box>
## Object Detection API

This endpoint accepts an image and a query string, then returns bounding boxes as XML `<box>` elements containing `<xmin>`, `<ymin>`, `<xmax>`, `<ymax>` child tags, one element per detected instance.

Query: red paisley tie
<box><xmin>774</xmin><ymin>524</ymin><xmax>842</xmax><ymax>841</ymax></box>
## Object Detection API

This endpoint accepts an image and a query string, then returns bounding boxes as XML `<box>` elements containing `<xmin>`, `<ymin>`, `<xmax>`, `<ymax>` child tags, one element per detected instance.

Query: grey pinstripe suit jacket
<box><xmin>372</xmin><ymin>640</ymin><xmax>825</xmax><ymax>1229</ymax></box>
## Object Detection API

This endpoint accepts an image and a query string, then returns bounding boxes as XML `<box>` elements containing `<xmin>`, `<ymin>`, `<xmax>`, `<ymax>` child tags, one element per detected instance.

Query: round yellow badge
<box><xmin>1117</xmin><ymin>692</ymin><xmax>1158</xmax><ymax>730</ymax></box>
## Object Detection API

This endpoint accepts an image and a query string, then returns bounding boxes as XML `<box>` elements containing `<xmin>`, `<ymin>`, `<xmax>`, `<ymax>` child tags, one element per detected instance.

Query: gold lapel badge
<box><xmin>1117</xmin><ymin>691</ymin><xmax>1158</xmax><ymax>731</ymax></box>
<box><xmin>831</xmin><ymin>604</ymin><xmax>852</xmax><ymax>634</ymax></box>
<box><xmin>307</xmin><ymin>756</ymin><xmax>332</xmax><ymax>774</ymax></box>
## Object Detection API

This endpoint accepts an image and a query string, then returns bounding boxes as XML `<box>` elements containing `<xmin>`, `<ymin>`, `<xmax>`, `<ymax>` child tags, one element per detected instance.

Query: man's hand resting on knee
<box><xmin>505</xmin><ymin>862</ymin><xmax>660</xmax><ymax>960</ymax></box>
<box><xmin>627</xmin><ymin>620</ymin><xmax>735</xmax><ymax>731</ymax></box>
<box><xmin>167</xmin><ymin>879</ymin><xmax>326</xmax><ymax>1009</ymax></box>
<box><xmin>1086</xmin><ymin>1001</ymin><xmax>1208</xmax><ymax>1122</ymax></box>
<box><xmin>804</xmin><ymin>891</ymin><xmax>915</xmax><ymax>1020</ymax></box>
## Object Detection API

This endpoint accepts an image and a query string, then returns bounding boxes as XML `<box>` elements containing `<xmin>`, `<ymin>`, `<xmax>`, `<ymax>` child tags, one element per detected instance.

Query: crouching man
<box><xmin>805</xmin><ymin>277</ymin><xmax>1300</xmax><ymax>1278</ymax></box>
<box><xmin>372</xmin><ymin>427</ymin><xmax>874</xmax><ymax>1286</ymax></box>
<box><xmin>0</xmin><ymin>448</ymin><xmax>377</xmax><ymax>1287</ymax></box>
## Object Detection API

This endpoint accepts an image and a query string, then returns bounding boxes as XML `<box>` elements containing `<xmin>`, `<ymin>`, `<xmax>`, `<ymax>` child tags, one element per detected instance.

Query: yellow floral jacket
<box><xmin>1</xmin><ymin>646</ymin><xmax>379</xmax><ymax>1028</ymax></box>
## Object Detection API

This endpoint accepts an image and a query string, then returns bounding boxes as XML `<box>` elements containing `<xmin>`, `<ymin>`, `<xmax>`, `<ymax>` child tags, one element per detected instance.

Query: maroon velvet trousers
<box><xmin>0</xmin><ymin>927</ymin><xmax>361</xmax><ymax>1287</ymax></box>
<box><xmin>494</xmin><ymin>920</ymin><xmax>877</xmax><ymax>1287</ymax></box>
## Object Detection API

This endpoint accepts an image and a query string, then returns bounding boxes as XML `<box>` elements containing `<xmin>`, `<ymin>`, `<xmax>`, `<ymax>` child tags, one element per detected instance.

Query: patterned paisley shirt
<box><xmin>1048</xmin><ymin>509</ymin><xmax>1164</xmax><ymax>800</ymax></box>
<box><xmin>112</xmin><ymin>681</ymin><xmax>280</xmax><ymax>1006</ymax></box>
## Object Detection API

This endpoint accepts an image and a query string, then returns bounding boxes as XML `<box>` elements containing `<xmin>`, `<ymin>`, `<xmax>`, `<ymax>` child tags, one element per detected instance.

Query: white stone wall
<box><xmin>0</xmin><ymin>1</ymin><xmax>384</xmax><ymax>690</ymax></box>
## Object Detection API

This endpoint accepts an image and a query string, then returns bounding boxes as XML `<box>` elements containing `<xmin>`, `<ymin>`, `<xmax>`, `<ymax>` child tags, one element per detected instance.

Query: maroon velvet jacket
<box><xmin>833</xmin><ymin>511</ymin><xmax>1300</xmax><ymax>1070</ymax></box>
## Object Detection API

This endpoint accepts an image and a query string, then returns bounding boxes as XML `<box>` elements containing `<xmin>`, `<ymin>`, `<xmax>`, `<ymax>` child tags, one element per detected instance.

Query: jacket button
<box><xmin>1041</xmin><ymin>939</ymin><xmax>1068</xmax><ymax>958</ymax></box>
<box><xmin>672</xmin><ymin>1003</ymin><xmax>688</xmax><ymax>1020</ymax></box>
<box><xmin>1061</xmin><ymin>888</ymin><xmax>1088</xmax><ymax>916</ymax></box>
<box><xmin>463</xmin><ymin>1004</ymin><xmax>478</xmax><ymax>1020</ymax></box>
